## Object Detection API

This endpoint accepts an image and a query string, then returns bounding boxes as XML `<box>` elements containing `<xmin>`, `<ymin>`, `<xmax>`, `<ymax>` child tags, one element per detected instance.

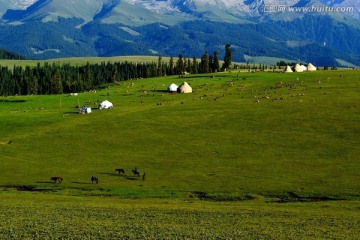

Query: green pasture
<box><xmin>0</xmin><ymin>69</ymin><xmax>359</xmax><ymax>238</ymax></box>
<box><xmin>0</xmin><ymin>56</ymin><xmax>167</xmax><ymax>68</ymax></box>
<box><xmin>243</xmin><ymin>54</ymin><xmax>295</xmax><ymax>65</ymax></box>
<box><xmin>1</xmin><ymin>69</ymin><xmax>359</xmax><ymax>198</ymax></box>
<box><xmin>0</xmin><ymin>55</ymin><xmax>231</xmax><ymax>69</ymax></box>
<box><xmin>0</xmin><ymin>193</ymin><xmax>359</xmax><ymax>239</ymax></box>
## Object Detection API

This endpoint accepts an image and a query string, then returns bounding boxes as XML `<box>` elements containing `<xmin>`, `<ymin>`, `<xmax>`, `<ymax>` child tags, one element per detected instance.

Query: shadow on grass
<box><xmin>36</xmin><ymin>181</ymin><xmax>53</xmax><ymax>184</ymax></box>
<box><xmin>63</xmin><ymin>111</ymin><xmax>78</xmax><ymax>115</ymax></box>
<box><xmin>71</xmin><ymin>181</ymin><xmax>92</xmax><ymax>185</ymax></box>
<box><xmin>100</xmin><ymin>172</ymin><xmax>118</xmax><ymax>176</ymax></box>
<box><xmin>267</xmin><ymin>192</ymin><xmax>346</xmax><ymax>203</ymax></box>
<box><xmin>1</xmin><ymin>185</ymin><xmax>55</xmax><ymax>192</ymax></box>
<box><xmin>149</xmin><ymin>90</ymin><xmax>169</xmax><ymax>93</ymax></box>
<box><xmin>0</xmin><ymin>99</ymin><xmax>28</xmax><ymax>103</ymax></box>
<box><xmin>100</xmin><ymin>172</ymin><xmax>128</xmax><ymax>176</ymax></box>
<box><xmin>178</xmin><ymin>74</ymin><xmax>229</xmax><ymax>79</ymax></box>
<box><xmin>126</xmin><ymin>177</ymin><xmax>139</xmax><ymax>181</ymax></box>
<box><xmin>100</xmin><ymin>172</ymin><xmax>139</xmax><ymax>181</ymax></box>
<box><xmin>189</xmin><ymin>191</ymin><xmax>255</xmax><ymax>202</ymax></box>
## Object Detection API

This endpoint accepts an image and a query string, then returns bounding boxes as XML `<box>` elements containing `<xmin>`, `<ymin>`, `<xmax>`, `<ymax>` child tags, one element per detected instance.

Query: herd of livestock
<box><xmin>50</xmin><ymin>167</ymin><xmax>145</xmax><ymax>184</ymax></box>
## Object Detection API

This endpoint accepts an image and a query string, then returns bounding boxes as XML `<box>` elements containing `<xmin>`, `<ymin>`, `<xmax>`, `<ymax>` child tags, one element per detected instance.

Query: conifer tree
<box><xmin>84</xmin><ymin>62</ymin><xmax>93</xmax><ymax>89</ymax></box>
<box><xmin>157</xmin><ymin>56</ymin><xmax>163</xmax><ymax>76</ymax></box>
<box><xmin>64</xmin><ymin>74</ymin><xmax>72</xmax><ymax>93</ymax></box>
<box><xmin>222</xmin><ymin>44</ymin><xmax>232</xmax><ymax>71</ymax></box>
<box><xmin>183</xmin><ymin>57</ymin><xmax>188</xmax><ymax>73</ymax></box>
<box><xmin>169</xmin><ymin>57</ymin><xmax>174</xmax><ymax>75</ymax></box>
<box><xmin>209</xmin><ymin>55</ymin><xmax>214</xmax><ymax>73</ymax></box>
<box><xmin>191</xmin><ymin>57</ymin><xmax>198</xmax><ymax>74</ymax></box>
<box><xmin>50</xmin><ymin>70</ymin><xmax>63</xmax><ymax>94</ymax></box>
<box><xmin>187</xmin><ymin>58</ymin><xmax>192</xmax><ymax>73</ymax></box>
<box><xmin>111</xmin><ymin>64</ymin><xmax>118</xmax><ymax>83</ymax></box>
<box><xmin>213</xmin><ymin>51</ymin><xmax>220</xmax><ymax>73</ymax></box>
<box><xmin>176</xmin><ymin>54</ymin><xmax>184</xmax><ymax>74</ymax></box>
<box><xmin>29</xmin><ymin>76</ymin><xmax>38</xmax><ymax>95</ymax></box>
<box><xmin>199</xmin><ymin>51</ymin><xmax>210</xmax><ymax>73</ymax></box>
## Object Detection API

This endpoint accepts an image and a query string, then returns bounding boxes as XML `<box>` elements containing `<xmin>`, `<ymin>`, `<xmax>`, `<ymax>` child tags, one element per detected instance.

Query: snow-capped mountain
<box><xmin>1</xmin><ymin>0</ymin><xmax>359</xmax><ymax>23</ymax></box>
<box><xmin>4</xmin><ymin>0</ymin><xmax>37</xmax><ymax>9</ymax></box>
<box><xmin>0</xmin><ymin>0</ymin><xmax>37</xmax><ymax>16</ymax></box>
<box><xmin>2</xmin><ymin>0</ymin><xmax>106</xmax><ymax>23</ymax></box>
<box><xmin>320</xmin><ymin>0</ymin><xmax>347</xmax><ymax>5</ymax></box>
<box><xmin>0</xmin><ymin>0</ymin><xmax>359</xmax><ymax>66</ymax></box>
<box><xmin>323</xmin><ymin>0</ymin><xmax>359</xmax><ymax>19</ymax></box>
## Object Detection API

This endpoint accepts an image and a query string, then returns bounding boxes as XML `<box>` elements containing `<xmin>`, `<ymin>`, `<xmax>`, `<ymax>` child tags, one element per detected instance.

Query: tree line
<box><xmin>0</xmin><ymin>48</ymin><xmax>25</xmax><ymax>60</ymax></box>
<box><xmin>0</xmin><ymin>45</ymin><xmax>232</xmax><ymax>96</ymax></box>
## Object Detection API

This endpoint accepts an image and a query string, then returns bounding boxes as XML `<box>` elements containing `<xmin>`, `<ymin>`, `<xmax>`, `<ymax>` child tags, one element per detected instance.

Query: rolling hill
<box><xmin>1</xmin><ymin>70</ymin><xmax>359</xmax><ymax>198</ymax></box>
<box><xmin>0</xmin><ymin>64</ymin><xmax>359</xmax><ymax>238</ymax></box>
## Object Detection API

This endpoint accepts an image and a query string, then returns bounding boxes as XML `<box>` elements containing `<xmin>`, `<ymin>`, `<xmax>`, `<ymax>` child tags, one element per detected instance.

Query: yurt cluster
<box><xmin>167</xmin><ymin>82</ymin><xmax>192</xmax><ymax>93</ymax></box>
<box><xmin>284</xmin><ymin>63</ymin><xmax>317</xmax><ymax>73</ymax></box>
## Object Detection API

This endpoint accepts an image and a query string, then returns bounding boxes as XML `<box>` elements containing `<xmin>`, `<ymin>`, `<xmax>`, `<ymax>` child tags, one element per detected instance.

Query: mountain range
<box><xmin>0</xmin><ymin>0</ymin><xmax>359</xmax><ymax>66</ymax></box>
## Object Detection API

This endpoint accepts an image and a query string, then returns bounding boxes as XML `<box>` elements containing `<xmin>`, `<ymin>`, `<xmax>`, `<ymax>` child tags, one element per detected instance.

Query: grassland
<box><xmin>1</xmin><ymin>193</ymin><xmax>359</xmax><ymax>239</ymax></box>
<box><xmin>0</xmin><ymin>55</ymin><xmax>233</xmax><ymax>69</ymax></box>
<box><xmin>0</xmin><ymin>56</ymin><xmax>175</xmax><ymax>68</ymax></box>
<box><xmin>0</xmin><ymin>56</ymin><xmax>164</xmax><ymax>68</ymax></box>
<box><xmin>0</xmin><ymin>68</ymin><xmax>359</xmax><ymax>238</ymax></box>
<box><xmin>243</xmin><ymin>55</ymin><xmax>296</xmax><ymax>65</ymax></box>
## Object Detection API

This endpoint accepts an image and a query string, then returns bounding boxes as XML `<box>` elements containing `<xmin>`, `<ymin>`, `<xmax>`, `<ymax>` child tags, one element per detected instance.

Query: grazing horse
<box><xmin>115</xmin><ymin>168</ymin><xmax>125</xmax><ymax>175</ymax></box>
<box><xmin>51</xmin><ymin>177</ymin><xmax>63</xmax><ymax>183</ymax></box>
<box><xmin>132</xmin><ymin>168</ymin><xmax>140</xmax><ymax>177</ymax></box>
<box><xmin>91</xmin><ymin>176</ymin><xmax>99</xmax><ymax>184</ymax></box>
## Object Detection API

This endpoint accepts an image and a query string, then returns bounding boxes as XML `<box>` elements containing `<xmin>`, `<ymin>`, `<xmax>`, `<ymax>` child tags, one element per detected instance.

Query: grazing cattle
<box><xmin>91</xmin><ymin>176</ymin><xmax>99</xmax><ymax>184</ymax></box>
<box><xmin>115</xmin><ymin>168</ymin><xmax>125</xmax><ymax>175</ymax></box>
<box><xmin>132</xmin><ymin>168</ymin><xmax>140</xmax><ymax>177</ymax></box>
<box><xmin>51</xmin><ymin>177</ymin><xmax>63</xmax><ymax>183</ymax></box>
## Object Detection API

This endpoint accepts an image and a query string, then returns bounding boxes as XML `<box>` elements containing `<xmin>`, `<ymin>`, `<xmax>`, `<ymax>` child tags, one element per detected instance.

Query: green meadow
<box><xmin>0</xmin><ymin>68</ymin><xmax>359</xmax><ymax>238</ymax></box>
<box><xmin>0</xmin><ymin>56</ymin><xmax>171</xmax><ymax>68</ymax></box>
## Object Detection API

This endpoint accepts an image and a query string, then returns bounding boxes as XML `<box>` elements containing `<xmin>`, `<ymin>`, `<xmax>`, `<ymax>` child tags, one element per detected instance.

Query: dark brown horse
<box><xmin>115</xmin><ymin>168</ymin><xmax>125</xmax><ymax>175</ymax></box>
<box><xmin>91</xmin><ymin>176</ymin><xmax>99</xmax><ymax>184</ymax></box>
<box><xmin>51</xmin><ymin>177</ymin><xmax>63</xmax><ymax>183</ymax></box>
<box><xmin>132</xmin><ymin>168</ymin><xmax>140</xmax><ymax>177</ymax></box>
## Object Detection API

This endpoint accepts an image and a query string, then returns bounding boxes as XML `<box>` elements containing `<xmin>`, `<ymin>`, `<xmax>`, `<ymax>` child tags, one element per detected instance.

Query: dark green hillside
<box><xmin>0</xmin><ymin>16</ymin><xmax>359</xmax><ymax>66</ymax></box>
<box><xmin>0</xmin><ymin>18</ymin><xmax>95</xmax><ymax>59</ymax></box>
<box><xmin>0</xmin><ymin>49</ymin><xmax>24</xmax><ymax>60</ymax></box>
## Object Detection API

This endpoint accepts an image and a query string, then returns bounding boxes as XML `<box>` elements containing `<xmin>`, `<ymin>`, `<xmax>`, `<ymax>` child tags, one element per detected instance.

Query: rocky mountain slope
<box><xmin>0</xmin><ymin>0</ymin><xmax>358</xmax><ymax>66</ymax></box>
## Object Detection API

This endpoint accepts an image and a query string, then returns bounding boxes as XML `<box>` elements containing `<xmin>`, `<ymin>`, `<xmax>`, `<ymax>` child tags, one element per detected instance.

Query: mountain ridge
<box><xmin>2</xmin><ymin>0</ymin><xmax>359</xmax><ymax>24</ymax></box>
<box><xmin>0</xmin><ymin>0</ymin><xmax>359</xmax><ymax>66</ymax></box>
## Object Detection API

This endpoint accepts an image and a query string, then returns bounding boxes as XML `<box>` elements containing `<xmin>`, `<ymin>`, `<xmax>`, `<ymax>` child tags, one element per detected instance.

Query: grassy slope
<box><xmin>244</xmin><ymin>55</ymin><xmax>296</xmax><ymax>65</ymax></box>
<box><xmin>0</xmin><ymin>69</ymin><xmax>359</xmax><ymax>198</ymax></box>
<box><xmin>0</xmin><ymin>56</ymin><xmax>230</xmax><ymax>69</ymax></box>
<box><xmin>0</xmin><ymin>69</ymin><xmax>359</xmax><ymax>238</ymax></box>
<box><xmin>0</xmin><ymin>56</ymin><xmax>166</xmax><ymax>68</ymax></box>
<box><xmin>0</xmin><ymin>193</ymin><xmax>359</xmax><ymax>239</ymax></box>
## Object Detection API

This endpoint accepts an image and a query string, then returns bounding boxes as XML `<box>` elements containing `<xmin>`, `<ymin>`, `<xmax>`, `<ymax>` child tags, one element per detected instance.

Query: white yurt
<box><xmin>307</xmin><ymin>63</ymin><xmax>317</xmax><ymax>71</ymax></box>
<box><xmin>177</xmin><ymin>82</ymin><xmax>192</xmax><ymax>93</ymax></box>
<box><xmin>301</xmin><ymin>65</ymin><xmax>307</xmax><ymax>71</ymax></box>
<box><xmin>293</xmin><ymin>63</ymin><xmax>304</xmax><ymax>72</ymax></box>
<box><xmin>284</xmin><ymin>65</ymin><xmax>293</xmax><ymax>73</ymax></box>
<box><xmin>98</xmin><ymin>100</ymin><xmax>113</xmax><ymax>109</ymax></box>
<box><xmin>167</xmin><ymin>83</ymin><xmax>178</xmax><ymax>92</ymax></box>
